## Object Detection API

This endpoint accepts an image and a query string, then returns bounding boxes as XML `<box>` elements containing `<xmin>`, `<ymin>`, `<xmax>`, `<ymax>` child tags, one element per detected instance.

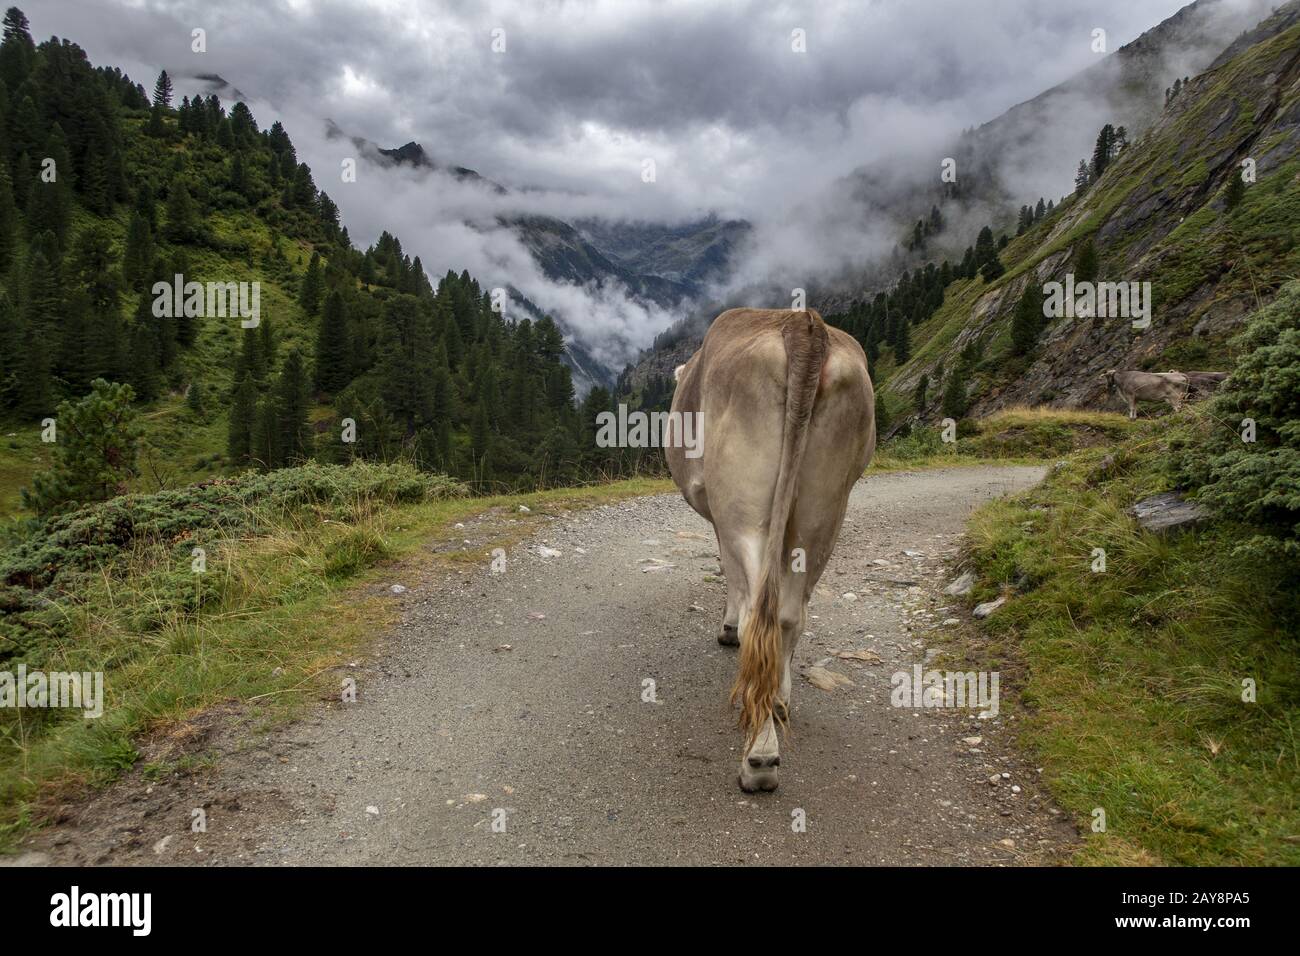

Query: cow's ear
<box><xmin>674</xmin><ymin>364</ymin><xmax>685</xmax><ymax>383</ymax></box>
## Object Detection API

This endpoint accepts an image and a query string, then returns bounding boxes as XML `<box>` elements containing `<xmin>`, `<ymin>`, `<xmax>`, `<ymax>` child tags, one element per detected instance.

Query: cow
<box><xmin>1168</xmin><ymin>370</ymin><xmax>1229</xmax><ymax>396</ymax></box>
<box><xmin>666</xmin><ymin>308</ymin><xmax>874</xmax><ymax>792</ymax></box>
<box><xmin>1102</xmin><ymin>369</ymin><xmax>1189</xmax><ymax>419</ymax></box>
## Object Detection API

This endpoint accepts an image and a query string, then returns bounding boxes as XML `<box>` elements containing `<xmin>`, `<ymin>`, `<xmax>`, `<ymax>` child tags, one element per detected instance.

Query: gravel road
<box><xmin>18</xmin><ymin>465</ymin><xmax>1080</xmax><ymax>866</ymax></box>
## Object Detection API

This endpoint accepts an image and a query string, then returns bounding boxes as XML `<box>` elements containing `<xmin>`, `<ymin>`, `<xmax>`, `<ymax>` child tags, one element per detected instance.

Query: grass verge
<box><xmin>959</xmin><ymin>421</ymin><xmax>1299</xmax><ymax>865</ymax></box>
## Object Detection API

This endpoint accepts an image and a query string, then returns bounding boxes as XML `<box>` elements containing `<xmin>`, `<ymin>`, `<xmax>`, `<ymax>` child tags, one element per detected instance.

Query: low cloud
<box><xmin>31</xmin><ymin>0</ymin><xmax>1269</xmax><ymax>367</ymax></box>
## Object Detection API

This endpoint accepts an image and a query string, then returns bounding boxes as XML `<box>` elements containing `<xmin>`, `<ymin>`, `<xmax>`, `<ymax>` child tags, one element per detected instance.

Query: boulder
<box><xmin>944</xmin><ymin>571</ymin><xmax>975</xmax><ymax>597</ymax></box>
<box><xmin>1131</xmin><ymin>491</ymin><xmax>1206</xmax><ymax>535</ymax></box>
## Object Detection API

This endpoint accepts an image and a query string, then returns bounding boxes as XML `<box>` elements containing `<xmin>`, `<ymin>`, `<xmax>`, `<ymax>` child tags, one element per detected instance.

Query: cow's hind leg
<box><xmin>775</xmin><ymin>584</ymin><xmax>806</xmax><ymax>722</ymax></box>
<box><xmin>717</xmin><ymin>535</ymin><xmax>743</xmax><ymax>646</ymax></box>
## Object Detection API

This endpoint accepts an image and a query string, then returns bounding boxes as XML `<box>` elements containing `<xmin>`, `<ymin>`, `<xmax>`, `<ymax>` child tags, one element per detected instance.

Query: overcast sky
<box><xmin>29</xmin><ymin>0</ymin><xmax>1232</xmax><ymax>365</ymax></box>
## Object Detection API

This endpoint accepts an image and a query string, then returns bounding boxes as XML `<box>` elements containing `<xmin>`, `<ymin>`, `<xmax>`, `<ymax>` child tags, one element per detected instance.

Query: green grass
<box><xmin>871</xmin><ymin>406</ymin><xmax>1137</xmax><ymax>470</ymax></box>
<box><xmin>0</xmin><ymin>465</ymin><xmax>670</xmax><ymax>846</ymax></box>
<box><xmin>0</xmin><ymin>427</ymin><xmax>51</xmax><ymax>519</ymax></box>
<box><xmin>960</xmin><ymin>420</ymin><xmax>1299</xmax><ymax>865</ymax></box>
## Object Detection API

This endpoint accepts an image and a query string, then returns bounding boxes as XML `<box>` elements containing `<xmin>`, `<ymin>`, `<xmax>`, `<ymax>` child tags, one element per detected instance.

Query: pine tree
<box><xmin>152</xmin><ymin>69</ymin><xmax>173</xmax><ymax>108</ymax></box>
<box><xmin>186</xmin><ymin>377</ymin><xmax>203</xmax><ymax>417</ymax></box>
<box><xmin>1076</xmin><ymin>237</ymin><xmax>1099</xmax><ymax>284</ymax></box>
<box><xmin>377</xmin><ymin>294</ymin><xmax>435</xmax><ymax>434</ymax></box>
<box><xmin>122</xmin><ymin>210</ymin><xmax>154</xmax><ymax>287</ymax></box>
<box><xmin>300</xmin><ymin>250</ymin><xmax>323</xmax><ymax>316</ymax></box>
<box><xmin>229</xmin><ymin>151</ymin><xmax>247</xmax><ymax>197</ymax></box>
<box><xmin>146</xmin><ymin>102</ymin><xmax>167</xmax><ymax>138</ymax></box>
<box><xmin>941</xmin><ymin>373</ymin><xmax>968</xmax><ymax>420</ymax></box>
<box><xmin>23</xmin><ymin>380</ymin><xmax>143</xmax><ymax>516</ymax></box>
<box><xmin>134</xmin><ymin>182</ymin><xmax>157</xmax><ymax>230</ymax></box>
<box><xmin>258</xmin><ymin>315</ymin><xmax>276</xmax><ymax>375</ymax></box>
<box><xmin>1224</xmin><ymin>170</ymin><xmax>1246</xmax><ymax>210</ymax></box>
<box><xmin>227</xmin><ymin>373</ymin><xmax>257</xmax><ymax>463</ymax></box>
<box><xmin>1091</xmin><ymin>124</ymin><xmax>1115</xmax><ymax>180</ymax></box>
<box><xmin>163</xmin><ymin>177</ymin><xmax>200</xmax><ymax>243</ymax></box>
<box><xmin>0</xmin><ymin>6</ymin><xmax>35</xmax><ymax>91</ymax></box>
<box><xmin>133</xmin><ymin>266</ymin><xmax>175</xmax><ymax>377</ymax></box>
<box><xmin>1010</xmin><ymin>283</ymin><xmax>1044</xmax><ymax>355</ymax></box>
<box><xmin>1075</xmin><ymin>159</ymin><xmax>1092</xmax><ymax>195</ymax></box>
<box><xmin>273</xmin><ymin>349</ymin><xmax>311</xmax><ymax>464</ymax></box>
<box><xmin>912</xmin><ymin>373</ymin><xmax>929</xmax><ymax>412</ymax></box>
<box><xmin>127</xmin><ymin>317</ymin><xmax>160</xmax><ymax>401</ymax></box>
<box><xmin>973</xmin><ymin>226</ymin><xmax>997</xmax><ymax>268</ymax></box>
<box><xmin>0</xmin><ymin>288</ymin><xmax>16</xmax><ymax>401</ymax></box>
<box><xmin>891</xmin><ymin>315</ymin><xmax>911</xmax><ymax>364</ymax></box>
<box><xmin>959</xmin><ymin>246</ymin><xmax>975</xmax><ymax>279</ymax></box>
<box><xmin>28</xmin><ymin>125</ymin><xmax>74</xmax><ymax>247</ymax></box>
<box><xmin>23</xmin><ymin>239</ymin><xmax>62</xmax><ymax>342</ymax></box>
<box><xmin>69</xmin><ymin>224</ymin><xmax>124</xmax><ymax>383</ymax></box>
<box><xmin>979</xmin><ymin>254</ymin><xmax>1006</xmax><ymax>282</ymax></box>
<box><xmin>10</xmin><ymin>150</ymin><xmax>31</xmax><ymax>211</ymax></box>
<box><xmin>314</xmin><ymin>289</ymin><xmax>350</xmax><ymax>393</ymax></box>
<box><xmin>235</xmin><ymin>325</ymin><xmax>267</xmax><ymax>385</ymax></box>
<box><xmin>16</xmin><ymin>244</ymin><xmax>56</xmax><ymax>414</ymax></box>
<box><xmin>0</xmin><ymin>162</ymin><xmax>14</xmax><ymax>273</ymax></box>
<box><xmin>250</xmin><ymin>395</ymin><xmax>277</xmax><ymax>470</ymax></box>
<box><xmin>470</xmin><ymin>397</ymin><xmax>490</xmax><ymax>468</ymax></box>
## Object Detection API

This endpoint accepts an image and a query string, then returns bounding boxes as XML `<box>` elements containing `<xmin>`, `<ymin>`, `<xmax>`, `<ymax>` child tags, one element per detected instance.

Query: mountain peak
<box><xmin>377</xmin><ymin>141</ymin><xmax>433</xmax><ymax>168</ymax></box>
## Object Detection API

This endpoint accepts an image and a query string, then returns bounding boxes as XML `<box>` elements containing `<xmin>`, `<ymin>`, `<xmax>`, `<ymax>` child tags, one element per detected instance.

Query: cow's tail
<box><xmin>732</xmin><ymin>310</ymin><xmax>830</xmax><ymax>746</ymax></box>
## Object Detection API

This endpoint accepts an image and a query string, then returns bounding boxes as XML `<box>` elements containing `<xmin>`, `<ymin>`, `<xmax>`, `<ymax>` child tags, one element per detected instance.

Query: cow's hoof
<box><xmin>738</xmin><ymin>754</ymin><xmax>780</xmax><ymax>792</ymax></box>
<box><xmin>718</xmin><ymin>624</ymin><xmax>739</xmax><ymax>647</ymax></box>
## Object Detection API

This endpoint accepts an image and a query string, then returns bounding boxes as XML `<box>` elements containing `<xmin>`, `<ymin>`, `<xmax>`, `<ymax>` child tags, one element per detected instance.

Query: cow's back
<box><xmin>668</xmin><ymin>309</ymin><xmax>873</xmax><ymax>563</ymax></box>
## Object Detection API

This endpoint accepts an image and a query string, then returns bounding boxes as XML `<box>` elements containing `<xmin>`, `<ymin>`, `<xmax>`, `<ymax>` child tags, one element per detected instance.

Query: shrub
<box><xmin>1173</xmin><ymin>281</ymin><xmax>1300</xmax><ymax>566</ymax></box>
<box><xmin>22</xmin><ymin>380</ymin><xmax>143</xmax><ymax>518</ymax></box>
<box><xmin>0</xmin><ymin>461</ymin><xmax>463</xmax><ymax>664</ymax></box>
<box><xmin>2</xmin><ymin>461</ymin><xmax>463</xmax><ymax>596</ymax></box>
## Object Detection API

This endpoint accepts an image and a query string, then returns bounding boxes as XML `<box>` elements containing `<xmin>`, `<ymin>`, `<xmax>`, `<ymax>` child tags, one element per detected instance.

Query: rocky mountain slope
<box><xmin>814</xmin><ymin>0</ymin><xmax>1278</xmax><ymax>317</ymax></box>
<box><xmin>889</xmin><ymin>2</ymin><xmax>1300</xmax><ymax>420</ymax></box>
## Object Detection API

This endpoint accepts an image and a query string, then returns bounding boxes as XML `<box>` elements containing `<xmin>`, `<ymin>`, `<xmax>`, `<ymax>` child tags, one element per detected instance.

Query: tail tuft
<box><xmin>731</xmin><ymin>571</ymin><xmax>784</xmax><ymax>745</ymax></box>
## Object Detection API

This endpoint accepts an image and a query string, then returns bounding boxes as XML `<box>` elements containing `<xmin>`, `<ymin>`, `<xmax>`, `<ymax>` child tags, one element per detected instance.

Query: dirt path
<box><xmin>16</xmin><ymin>465</ymin><xmax>1079</xmax><ymax>866</ymax></box>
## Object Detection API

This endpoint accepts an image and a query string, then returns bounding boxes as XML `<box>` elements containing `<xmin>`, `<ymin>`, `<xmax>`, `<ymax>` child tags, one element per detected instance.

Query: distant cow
<box><xmin>1168</xmin><ymin>370</ymin><xmax>1229</xmax><ymax>395</ymax></box>
<box><xmin>1103</xmin><ymin>369</ymin><xmax>1189</xmax><ymax>419</ymax></box>
<box><xmin>667</xmin><ymin>309</ymin><xmax>874</xmax><ymax>792</ymax></box>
